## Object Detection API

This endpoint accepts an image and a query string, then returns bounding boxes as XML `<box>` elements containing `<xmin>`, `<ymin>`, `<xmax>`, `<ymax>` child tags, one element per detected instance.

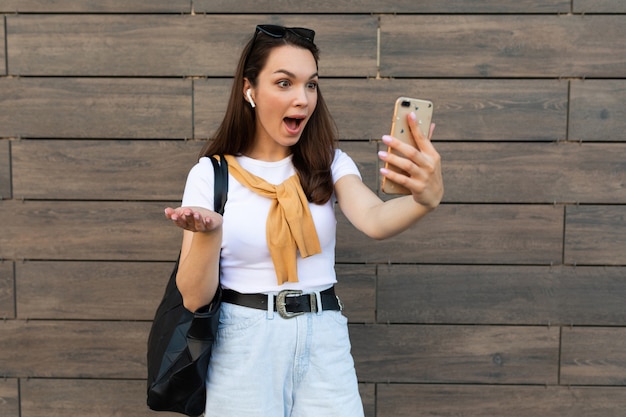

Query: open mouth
<box><xmin>284</xmin><ymin>117</ymin><xmax>304</xmax><ymax>132</ymax></box>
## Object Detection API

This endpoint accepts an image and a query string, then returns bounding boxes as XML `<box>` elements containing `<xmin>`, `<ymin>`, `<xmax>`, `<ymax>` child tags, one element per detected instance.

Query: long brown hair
<box><xmin>199</xmin><ymin>28</ymin><xmax>337</xmax><ymax>205</ymax></box>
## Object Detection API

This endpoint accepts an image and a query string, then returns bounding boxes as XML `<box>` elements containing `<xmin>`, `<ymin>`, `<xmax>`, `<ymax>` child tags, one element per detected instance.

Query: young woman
<box><xmin>165</xmin><ymin>24</ymin><xmax>443</xmax><ymax>417</ymax></box>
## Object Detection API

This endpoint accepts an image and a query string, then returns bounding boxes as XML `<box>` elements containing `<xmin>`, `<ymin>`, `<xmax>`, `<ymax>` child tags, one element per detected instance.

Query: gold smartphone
<box><xmin>381</xmin><ymin>97</ymin><xmax>434</xmax><ymax>195</ymax></box>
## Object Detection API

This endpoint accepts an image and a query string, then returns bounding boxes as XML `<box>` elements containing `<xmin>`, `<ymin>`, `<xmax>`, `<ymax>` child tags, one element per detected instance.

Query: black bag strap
<box><xmin>209</xmin><ymin>155</ymin><xmax>228</xmax><ymax>215</ymax></box>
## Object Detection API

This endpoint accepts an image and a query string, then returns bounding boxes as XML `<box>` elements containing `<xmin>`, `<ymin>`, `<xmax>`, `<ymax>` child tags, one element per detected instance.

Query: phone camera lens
<box><xmin>401</xmin><ymin>100</ymin><xmax>411</xmax><ymax>107</ymax></box>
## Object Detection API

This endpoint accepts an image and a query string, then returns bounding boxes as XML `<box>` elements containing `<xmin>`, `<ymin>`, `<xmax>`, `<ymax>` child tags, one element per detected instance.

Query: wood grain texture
<box><xmin>0</xmin><ymin>320</ymin><xmax>150</xmax><ymax>378</ymax></box>
<box><xmin>0</xmin><ymin>201</ymin><xmax>181</xmax><ymax>261</ymax></box>
<box><xmin>350</xmin><ymin>324</ymin><xmax>559</xmax><ymax>384</ymax></box>
<box><xmin>574</xmin><ymin>0</ymin><xmax>626</xmax><ymax>12</ymax></box>
<box><xmin>0</xmin><ymin>77</ymin><xmax>192</xmax><ymax>139</ymax></box>
<box><xmin>195</xmin><ymin>0</ymin><xmax>570</xmax><ymax>13</ymax></box>
<box><xmin>570</xmin><ymin>80</ymin><xmax>626</xmax><ymax>142</ymax></box>
<box><xmin>0</xmin><ymin>262</ymin><xmax>14</xmax><ymax>319</ymax></box>
<box><xmin>11</xmin><ymin>140</ymin><xmax>203</xmax><ymax>200</ymax></box>
<box><xmin>380</xmin><ymin>15</ymin><xmax>626</xmax><ymax>78</ymax></box>
<box><xmin>7</xmin><ymin>14</ymin><xmax>377</xmax><ymax>77</ymax></box>
<box><xmin>0</xmin><ymin>0</ymin><xmax>190</xmax><ymax>13</ymax></box>
<box><xmin>0</xmin><ymin>140</ymin><xmax>10</xmax><ymax>199</ymax></box>
<box><xmin>16</xmin><ymin>261</ymin><xmax>175</xmax><ymax>320</ymax></box>
<box><xmin>195</xmin><ymin>78</ymin><xmax>568</xmax><ymax>141</ymax></box>
<box><xmin>561</xmin><ymin>327</ymin><xmax>626</xmax><ymax>385</ymax></box>
<box><xmin>377</xmin><ymin>384</ymin><xmax>626</xmax><ymax>417</ymax></box>
<box><xmin>20</xmin><ymin>378</ymin><xmax>181</xmax><ymax>417</ymax></box>
<box><xmin>564</xmin><ymin>205</ymin><xmax>626</xmax><ymax>265</ymax></box>
<box><xmin>0</xmin><ymin>379</ymin><xmax>19</xmax><ymax>417</ymax></box>
<box><xmin>0</xmin><ymin>18</ymin><xmax>5</xmax><ymax>75</ymax></box>
<box><xmin>439</xmin><ymin>142</ymin><xmax>626</xmax><ymax>204</ymax></box>
<box><xmin>337</xmin><ymin>204</ymin><xmax>564</xmax><ymax>265</ymax></box>
<box><xmin>378</xmin><ymin>265</ymin><xmax>626</xmax><ymax>326</ymax></box>
<box><xmin>335</xmin><ymin>264</ymin><xmax>377</xmax><ymax>324</ymax></box>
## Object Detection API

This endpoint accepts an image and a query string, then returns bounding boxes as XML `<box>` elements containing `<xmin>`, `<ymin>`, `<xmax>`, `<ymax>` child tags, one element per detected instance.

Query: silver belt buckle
<box><xmin>277</xmin><ymin>289</ymin><xmax>310</xmax><ymax>319</ymax></box>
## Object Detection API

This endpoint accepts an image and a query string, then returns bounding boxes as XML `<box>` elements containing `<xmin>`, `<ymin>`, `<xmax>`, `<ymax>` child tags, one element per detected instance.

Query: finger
<box><xmin>408</xmin><ymin>112</ymin><xmax>437</xmax><ymax>153</ymax></box>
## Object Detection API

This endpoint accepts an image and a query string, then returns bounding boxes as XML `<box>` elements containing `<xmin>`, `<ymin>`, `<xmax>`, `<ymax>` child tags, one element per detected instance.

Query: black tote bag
<box><xmin>147</xmin><ymin>155</ymin><xmax>228</xmax><ymax>416</ymax></box>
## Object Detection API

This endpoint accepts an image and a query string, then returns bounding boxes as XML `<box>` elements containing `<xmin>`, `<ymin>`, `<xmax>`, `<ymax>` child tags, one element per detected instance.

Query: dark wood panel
<box><xmin>11</xmin><ymin>140</ymin><xmax>202</xmax><ymax>200</ymax></box>
<box><xmin>0</xmin><ymin>320</ymin><xmax>150</xmax><ymax>378</ymax></box>
<box><xmin>337</xmin><ymin>204</ymin><xmax>564</xmax><ymax>265</ymax></box>
<box><xmin>350</xmin><ymin>324</ymin><xmax>559</xmax><ymax>384</ymax></box>
<box><xmin>7</xmin><ymin>15</ymin><xmax>376</xmax><ymax>77</ymax></box>
<box><xmin>378</xmin><ymin>265</ymin><xmax>626</xmax><ymax>326</ymax></box>
<box><xmin>0</xmin><ymin>379</ymin><xmax>19</xmax><ymax>417</ymax></box>
<box><xmin>574</xmin><ymin>0</ymin><xmax>626</xmax><ymax>12</ymax></box>
<box><xmin>440</xmin><ymin>142</ymin><xmax>626</xmax><ymax>204</ymax></box>
<box><xmin>0</xmin><ymin>0</ymin><xmax>190</xmax><ymax>13</ymax></box>
<box><xmin>0</xmin><ymin>78</ymin><xmax>192</xmax><ymax>139</ymax></box>
<box><xmin>570</xmin><ymin>80</ymin><xmax>626</xmax><ymax>142</ymax></box>
<box><xmin>13</xmin><ymin>261</ymin><xmax>374</xmax><ymax>322</ymax></box>
<box><xmin>0</xmin><ymin>18</ymin><xmax>5</xmax><ymax>75</ymax></box>
<box><xmin>20</xmin><ymin>379</ymin><xmax>181</xmax><ymax>417</ymax></box>
<box><xmin>565</xmin><ymin>205</ymin><xmax>626</xmax><ymax>265</ymax></box>
<box><xmin>16</xmin><ymin>261</ymin><xmax>174</xmax><ymax>320</ymax></box>
<box><xmin>335</xmin><ymin>264</ymin><xmax>377</xmax><ymax>324</ymax></box>
<box><xmin>0</xmin><ymin>201</ymin><xmax>181</xmax><ymax>261</ymax></box>
<box><xmin>196</xmin><ymin>0</ymin><xmax>569</xmax><ymax>13</ymax></box>
<box><xmin>381</xmin><ymin>15</ymin><xmax>626</xmax><ymax>78</ymax></box>
<box><xmin>0</xmin><ymin>262</ymin><xmax>14</xmax><ymax>319</ymax></box>
<box><xmin>561</xmin><ymin>327</ymin><xmax>626</xmax><ymax>385</ymax></box>
<box><xmin>0</xmin><ymin>140</ymin><xmax>10</xmax><ymax>199</ymax></box>
<box><xmin>339</xmin><ymin>141</ymin><xmax>379</xmax><ymax>192</ymax></box>
<box><xmin>195</xmin><ymin>78</ymin><xmax>568</xmax><ymax>141</ymax></box>
<box><xmin>377</xmin><ymin>384</ymin><xmax>626</xmax><ymax>417</ymax></box>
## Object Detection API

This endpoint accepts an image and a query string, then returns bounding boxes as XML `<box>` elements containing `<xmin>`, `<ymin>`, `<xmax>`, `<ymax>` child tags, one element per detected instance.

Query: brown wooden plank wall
<box><xmin>0</xmin><ymin>1</ymin><xmax>625</xmax><ymax>416</ymax></box>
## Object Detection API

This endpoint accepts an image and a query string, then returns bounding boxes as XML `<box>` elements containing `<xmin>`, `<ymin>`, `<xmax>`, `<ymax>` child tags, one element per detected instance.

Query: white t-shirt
<box><xmin>181</xmin><ymin>149</ymin><xmax>361</xmax><ymax>294</ymax></box>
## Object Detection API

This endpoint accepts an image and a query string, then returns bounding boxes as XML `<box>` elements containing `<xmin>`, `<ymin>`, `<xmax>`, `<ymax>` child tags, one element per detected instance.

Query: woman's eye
<box><xmin>277</xmin><ymin>80</ymin><xmax>290</xmax><ymax>88</ymax></box>
<box><xmin>307</xmin><ymin>82</ymin><xmax>318</xmax><ymax>90</ymax></box>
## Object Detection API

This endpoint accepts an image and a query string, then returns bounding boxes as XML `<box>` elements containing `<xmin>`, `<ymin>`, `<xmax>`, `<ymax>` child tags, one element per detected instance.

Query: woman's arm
<box><xmin>164</xmin><ymin>206</ymin><xmax>223</xmax><ymax>312</ymax></box>
<box><xmin>335</xmin><ymin>113</ymin><xmax>443</xmax><ymax>240</ymax></box>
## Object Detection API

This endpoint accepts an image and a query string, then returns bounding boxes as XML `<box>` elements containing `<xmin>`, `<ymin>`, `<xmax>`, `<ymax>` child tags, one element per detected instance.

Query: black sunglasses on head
<box><xmin>255</xmin><ymin>25</ymin><xmax>315</xmax><ymax>43</ymax></box>
<box><xmin>244</xmin><ymin>25</ymin><xmax>316</xmax><ymax>69</ymax></box>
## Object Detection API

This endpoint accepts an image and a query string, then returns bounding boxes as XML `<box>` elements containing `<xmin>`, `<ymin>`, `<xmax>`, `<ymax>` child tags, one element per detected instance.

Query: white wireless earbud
<box><xmin>246</xmin><ymin>89</ymin><xmax>256</xmax><ymax>108</ymax></box>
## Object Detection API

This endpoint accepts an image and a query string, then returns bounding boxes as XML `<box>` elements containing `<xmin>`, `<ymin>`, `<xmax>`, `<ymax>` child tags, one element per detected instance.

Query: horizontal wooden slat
<box><xmin>0</xmin><ymin>320</ymin><xmax>149</xmax><ymax>378</ymax></box>
<box><xmin>18</xmin><ymin>378</ymin><xmax>374</xmax><ymax>417</ymax></box>
<box><xmin>565</xmin><ymin>205</ymin><xmax>626</xmax><ymax>265</ymax></box>
<box><xmin>0</xmin><ymin>140</ymin><xmax>10</xmax><ymax>199</ymax></box>
<box><xmin>0</xmin><ymin>379</ymin><xmax>19</xmax><ymax>417</ymax></box>
<box><xmin>574</xmin><ymin>0</ymin><xmax>626</xmax><ymax>13</ymax></box>
<box><xmin>377</xmin><ymin>384</ymin><xmax>626</xmax><ymax>417</ymax></box>
<box><xmin>381</xmin><ymin>15</ymin><xmax>626</xmax><ymax>78</ymax></box>
<box><xmin>0</xmin><ymin>262</ymin><xmax>14</xmax><ymax>319</ymax></box>
<box><xmin>16</xmin><ymin>261</ymin><xmax>173</xmax><ymax>320</ymax></box>
<box><xmin>570</xmin><ymin>80</ymin><xmax>626</xmax><ymax>142</ymax></box>
<box><xmin>195</xmin><ymin>78</ymin><xmax>568</xmax><ymax>141</ymax></box>
<box><xmin>378</xmin><ymin>265</ymin><xmax>626</xmax><ymax>326</ymax></box>
<box><xmin>0</xmin><ymin>78</ymin><xmax>192</xmax><ymax>139</ymax></box>
<box><xmin>440</xmin><ymin>142</ymin><xmax>626</xmax><ymax>204</ymax></box>
<box><xmin>0</xmin><ymin>0</ymin><xmax>190</xmax><ymax>13</ymax></box>
<box><xmin>561</xmin><ymin>327</ymin><xmax>626</xmax><ymax>385</ymax></box>
<box><xmin>335</xmin><ymin>264</ymin><xmax>376</xmax><ymax>324</ymax></box>
<box><xmin>350</xmin><ymin>324</ymin><xmax>559</xmax><ymax>384</ymax></box>
<box><xmin>12</xmin><ymin>261</ymin><xmax>374</xmax><ymax>322</ymax></box>
<box><xmin>337</xmin><ymin>204</ymin><xmax>563</xmax><ymax>265</ymax></box>
<box><xmin>7</xmin><ymin>15</ymin><xmax>377</xmax><ymax>77</ymax></box>
<box><xmin>20</xmin><ymin>379</ymin><xmax>180</xmax><ymax>417</ymax></box>
<box><xmin>0</xmin><ymin>201</ymin><xmax>181</xmax><ymax>261</ymax></box>
<box><xmin>195</xmin><ymin>0</ymin><xmax>570</xmax><ymax>13</ymax></box>
<box><xmin>10</xmin><ymin>140</ymin><xmax>625</xmax><ymax>204</ymax></box>
<box><xmin>11</xmin><ymin>140</ymin><xmax>203</xmax><ymax>200</ymax></box>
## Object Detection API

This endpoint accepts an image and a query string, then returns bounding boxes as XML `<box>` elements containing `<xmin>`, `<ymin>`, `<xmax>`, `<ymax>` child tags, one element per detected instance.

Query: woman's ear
<box><xmin>243</xmin><ymin>80</ymin><xmax>255</xmax><ymax>108</ymax></box>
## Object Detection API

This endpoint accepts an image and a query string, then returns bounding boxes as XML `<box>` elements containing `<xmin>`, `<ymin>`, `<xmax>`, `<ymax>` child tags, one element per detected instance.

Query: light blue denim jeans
<box><xmin>204</xmin><ymin>300</ymin><xmax>365</xmax><ymax>417</ymax></box>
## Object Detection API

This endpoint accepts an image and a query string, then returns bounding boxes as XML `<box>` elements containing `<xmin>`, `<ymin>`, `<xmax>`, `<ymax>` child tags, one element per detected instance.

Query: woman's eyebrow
<box><xmin>274</xmin><ymin>69</ymin><xmax>319</xmax><ymax>80</ymax></box>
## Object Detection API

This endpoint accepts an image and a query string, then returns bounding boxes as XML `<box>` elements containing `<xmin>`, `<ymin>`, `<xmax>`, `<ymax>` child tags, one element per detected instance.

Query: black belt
<box><xmin>222</xmin><ymin>287</ymin><xmax>343</xmax><ymax>319</ymax></box>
